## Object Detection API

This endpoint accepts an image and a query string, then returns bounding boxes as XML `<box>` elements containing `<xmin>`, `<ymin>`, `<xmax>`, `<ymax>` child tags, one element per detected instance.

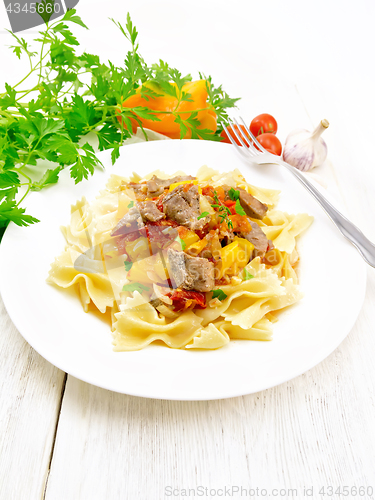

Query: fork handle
<box><xmin>280</xmin><ymin>159</ymin><xmax>375</xmax><ymax>268</ymax></box>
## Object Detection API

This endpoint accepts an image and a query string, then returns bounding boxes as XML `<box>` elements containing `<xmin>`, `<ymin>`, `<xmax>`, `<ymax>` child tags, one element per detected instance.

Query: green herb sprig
<box><xmin>0</xmin><ymin>10</ymin><xmax>239</xmax><ymax>239</ymax></box>
<box><xmin>211</xmin><ymin>189</ymin><xmax>233</xmax><ymax>229</ymax></box>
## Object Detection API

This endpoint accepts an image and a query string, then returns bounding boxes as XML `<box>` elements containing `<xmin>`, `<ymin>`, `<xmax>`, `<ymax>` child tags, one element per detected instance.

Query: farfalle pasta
<box><xmin>47</xmin><ymin>166</ymin><xmax>313</xmax><ymax>350</ymax></box>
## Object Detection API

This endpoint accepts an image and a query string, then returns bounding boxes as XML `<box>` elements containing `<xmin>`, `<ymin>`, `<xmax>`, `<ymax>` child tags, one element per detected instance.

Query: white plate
<box><xmin>0</xmin><ymin>140</ymin><xmax>367</xmax><ymax>400</ymax></box>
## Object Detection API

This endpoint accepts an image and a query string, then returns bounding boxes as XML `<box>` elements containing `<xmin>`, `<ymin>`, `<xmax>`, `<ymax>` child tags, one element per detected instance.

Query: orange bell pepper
<box><xmin>117</xmin><ymin>80</ymin><xmax>217</xmax><ymax>139</ymax></box>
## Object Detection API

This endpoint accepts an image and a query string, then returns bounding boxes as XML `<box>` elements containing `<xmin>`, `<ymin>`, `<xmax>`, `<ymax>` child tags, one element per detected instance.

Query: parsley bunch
<box><xmin>0</xmin><ymin>9</ymin><xmax>239</xmax><ymax>239</ymax></box>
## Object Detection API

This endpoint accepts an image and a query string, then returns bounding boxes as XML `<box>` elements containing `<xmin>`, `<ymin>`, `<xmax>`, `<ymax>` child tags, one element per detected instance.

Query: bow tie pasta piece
<box><xmin>113</xmin><ymin>292</ymin><xmax>204</xmax><ymax>351</ymax></box>
<box><xmin>47</xmin><ymin>247</ymin><xmax>115</xmax><ymax>313</ymax></box>
<box><xmin>185</xmin><ymin>323</ymin><xmax>230</xmax><ymax>349</ymax></box>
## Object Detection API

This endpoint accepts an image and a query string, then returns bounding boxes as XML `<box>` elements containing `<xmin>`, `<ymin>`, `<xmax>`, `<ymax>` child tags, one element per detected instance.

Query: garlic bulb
<box><xmin>283</xmin><ymin>119</ymin><xmax>329</xmax><ymax>171</ymax></box>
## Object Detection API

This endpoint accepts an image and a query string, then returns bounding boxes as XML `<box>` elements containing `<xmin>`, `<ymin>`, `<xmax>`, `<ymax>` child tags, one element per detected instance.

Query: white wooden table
<box><xmin>1</xmin><ymin>1</ymin><xmax>375</xmax><ymax>499</ymax></box>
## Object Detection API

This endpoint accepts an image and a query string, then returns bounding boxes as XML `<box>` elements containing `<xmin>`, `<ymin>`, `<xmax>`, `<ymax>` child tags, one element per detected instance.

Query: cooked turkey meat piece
<box><xmin>127</xmin><ymin>182</ymin><xmax>147</xmax><ymax>200</ymax></box>
<box><xmin>167</xmin><ymin>249</ymin><xmax>214</xmax><ymax>292</ymax></box>
<box><xmin>238</xmin><ymin>189</ymin><xmax>268</xmax><ymax>219</ymax></box>
<box><xmin>111</xmin><ymin>201</ymin><xmax>164</xmax><ymax>236</ymax></box>
<box><xmin>111</xmin><ymin>206</ymin><xmax>144</xmax><ymax>236</ymax></box>
<box><xmin>241</xmin><ymin>220</ymin><xmax>270</xmax><ymax>256</ymax></box>
<box><xmin>137</xmin><ymin>200</ymin><xmax>165</xmax><ymax>222</ymax></box>
<box><xmin>163</xmin><ymin>184</ymin><xmax>210</xmax><ymax>230</ymax></box>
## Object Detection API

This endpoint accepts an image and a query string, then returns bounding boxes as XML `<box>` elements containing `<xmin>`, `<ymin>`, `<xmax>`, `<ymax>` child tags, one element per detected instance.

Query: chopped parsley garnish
<box><xmin>243</xmin><ymin>269</ymin><xmax>254</xmax><ymax>281</ymax></box>
<box><xmin>197</xmin><ymin>211</ymin><xmax>210</xmax><ymax>220</ymax></box>
<box><xmin>228</xmin><ymin>188</ymin><xmax>240</xmax><ymax>201</ymax></box>
<box><xmin>122</xmin><ymin>282</ymin><xmax>149</xmax><ymax>293</ymax></box>
<box><xmin>127</xmin><ymin>201</ymin><xmax>134</xmax><ymax>208</ymax></box>
<box><xmin>227</xmin><ymin>188</ymin><xmax>245</xmax><ymax>215</ymax></box>
<box><xmin>124</xmin><ymin>260</ymin><xmax>133</xmax><ymax>272</ymax></box>
<box><xmin>234</xmin><ymin>199</ymin><xmax>246</xmax><ymax>216</ymax></box>
<box><xmin>175</xmin><ymin>235</ymin><xmax>186</xmax><ymax>250</ymax></box>
<box><xmin>212</xmin><ymin>289</ymin><xmax>228</xmax><ymax>301</ymax></box>
<box><xmin>211</xmin><ymin>189</ymin><xmax>233</xmax><ymax>230</ymax></box>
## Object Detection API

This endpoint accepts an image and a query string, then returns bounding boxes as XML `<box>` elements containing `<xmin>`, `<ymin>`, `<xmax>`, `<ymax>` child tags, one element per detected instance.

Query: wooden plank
<box><xmin>0</xmin><ymin>297</ymin><xmax>66</xmax><ymax>500</ymax></box>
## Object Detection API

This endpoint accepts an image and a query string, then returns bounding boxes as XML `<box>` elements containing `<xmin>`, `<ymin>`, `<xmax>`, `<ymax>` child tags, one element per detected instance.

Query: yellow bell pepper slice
<box><xmin>118</xmin><ymin>80</ymin><xmax>217</xmax><ymax>139</ymax></box>
<box><xmin>169</xmin><ymin>179</ymin><xmax>202</xmax><ymax>194</ymax></box>
<box><xmin>215</xmin><ymin>241</ymin><xmax>239</xmax><ymax>279</ymax></box>
<box><xmin>234</xmin><ymin>237</ymin><xmax>254</xmax><ymax>264</ymax></box>
<box><xmin>169</xmin><ymin>179</ymin><xmax>198</xmax><ymax>191</ymax></box>
<box><xmin>185</xmin><ymin>238</ymin><xmax>208</xmax><ymax>256</ymax></box>
<box><xmin>181</xmin><ymin>230</ymin><xmax>199</xmax><ymax>248</ymax></box>
<box><xmin>216</xmin><ymin>238</ymin><xmax>254</xmax><ymax>278</ymax></box>
<box><xmin>125</xmin><ymin>237</ymin><xmax>150</xmax><ymax>261</ymax></box>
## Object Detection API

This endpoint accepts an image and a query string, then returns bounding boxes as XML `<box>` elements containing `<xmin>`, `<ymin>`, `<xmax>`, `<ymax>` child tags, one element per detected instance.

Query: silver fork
<box><xmin>223</xmin><ymin>117</ymin><xmax>375</xmax><ymax>268</ymax></box>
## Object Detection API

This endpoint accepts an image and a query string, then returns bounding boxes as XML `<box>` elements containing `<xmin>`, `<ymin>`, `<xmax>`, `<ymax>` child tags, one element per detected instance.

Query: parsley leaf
<box><xmin>0</xmin><ymin>172</ymin><xmax>20</xmax><ymax>189</ymax></box>
<box><xmin>0</xmin><ymin>199</ymin><xmax>39</xmax><ymax>228</ymax></box>
<box><xmin>228</xmin><ymin>188</ymin><xmax>240</xmax><ymax>201</ymax></box>
<box><xmin>0</xmin><ymin>83</ymin><xmax>17</xmax><ymax>109</ymax></box>
<box><xmin>124</xmin><ymin>260</ymin><xmax>133</xmax><ymax>272</ymax></box>
<box><xmin>212</xmin><ymin>289</ymin><xmax>228</xmax><ymax>301</ymax></box>
<box><xmin>31</xmin><ymin>167</ymin><xmax>62</xmax><ymax>191</ymax></box>
<box><xmin>235</xmin><ymin>199</ymin><xmax>246</xmax><ymax>216</ymax></box>
<box><xmin>53</xmin><ymin>22</ymin><xmax>79</xmax><ymax>46</ymax></box>
<box><xmin>243</xmin><ymin>269</ymin><xmax>254</xmax><ymax>281</ymax></box>
<box><xmin>70</xmin><ymin>143</ymin><xmax>103</xmax><ymax>184</ymax></box>
<box><xmin>201</xmin><ymin>74</ymin><xmax>240</xmax><ymax>126</ymax></box>
<box><xmin>130</xmin><ymin>107</ymin><xmax>161</xmax><ymax>122</ymax></box>
<box><xmin>0</xmin><ymin>187</ymin><xmax>18</xmax><ymax>202</ymax></box>
<box><xmin>110</xmin><ymin>144</ymin><xmax>121</xmax><ymax>165</ymax></box>
<box><xmin>122</xmin><ymin>282</ymin><xmax>149</xmax><ymax>293</ymax></box>
<box><xmin>175</xmin><ymin>111</ymin><xmax>222</xmax><ymax>141</ymax></box>
<box><xmin>96</xmin><ymin>123</ymin><xmax>122</xmax><ymax>152</ymax></box>
<box><xmin>6</xmin><ymin>31</ymin><xmax>37</xmax><ymax>60</ymax></box>
<box><xmin>67</xmin><ymin>94</ymin><xmax>98</xmax><ymax>136</ymax></box>
<box><xmin>62</xmin><ymin>8</ymin><xmax>88</xmax><ymax>29</ymax></box>
<box><xmin>175</xmin><ymin>235</ymin><xmax>186</xmax><ymax>250</ymax></box>
<box><xmin>127</xmin><ymin>201</ymin><xmax>134</xmax><ymax>208</ymax></box>
<box><xmin>197</xmin><ymin>211</ymin><xmax>210</xmax><ymax>220</ymax></box>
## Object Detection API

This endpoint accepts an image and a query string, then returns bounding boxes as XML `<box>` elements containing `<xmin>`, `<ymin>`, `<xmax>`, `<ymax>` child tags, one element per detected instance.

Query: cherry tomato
<box><xmin>256</xmin><ymin>133</ymin><xmax>282</xmax><ymax>156</ymax></box>
<box><xmin>250</xmin><ymin>113</ymin><xmax>278</xmax><ymax>137</ymax></box>
<box><xmin>220</xmin><ymin>125</ymin><xmax>251</xmax><ymax>146</ymax></box>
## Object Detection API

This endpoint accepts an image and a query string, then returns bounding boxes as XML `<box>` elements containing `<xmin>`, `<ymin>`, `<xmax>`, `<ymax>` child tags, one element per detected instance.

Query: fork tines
<box><xmin>222</xmin><ymin>117</ymin><xmax>268</xmax><ymax>157</ymax></box>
